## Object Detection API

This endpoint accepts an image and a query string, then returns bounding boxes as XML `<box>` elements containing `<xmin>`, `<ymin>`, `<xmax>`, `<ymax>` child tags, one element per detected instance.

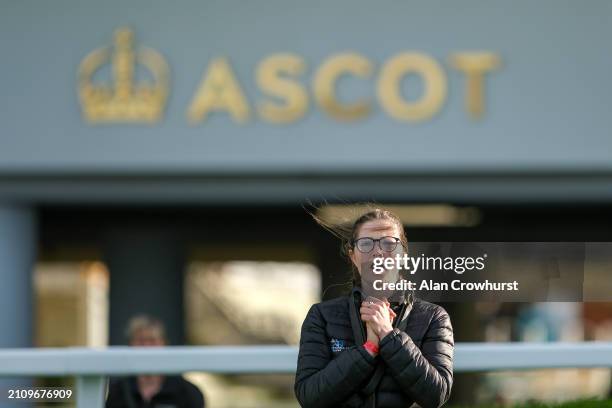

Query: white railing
<box><xmin>0</xmin><ymin>343</ymin><xmax>611</xmax><ymax>408</ymax></box>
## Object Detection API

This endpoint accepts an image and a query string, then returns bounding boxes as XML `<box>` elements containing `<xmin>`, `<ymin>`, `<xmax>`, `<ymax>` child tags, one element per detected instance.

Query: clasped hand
<box><xmin>360</xmin><ymin>297</ymin><xmax>396</xmax><ymax>345</ymax></box>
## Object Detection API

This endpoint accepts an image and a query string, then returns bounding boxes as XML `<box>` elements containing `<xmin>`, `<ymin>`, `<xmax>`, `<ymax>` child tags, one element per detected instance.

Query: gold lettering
<box><xmin>377</xmin><ymin>53</ymin><xmax>446</xmax><ymax>122</ymax></box>
<box><xmin>187</xmin><ymin>57</ymin><xmax>250</xmax><ymax>123</ymax></box>
<box><xmin>313</xmin><ymin>53</ymin><xmax>373</xmax><ymax>121</ymax></box>
<box><xmin>449</xmin><ymin>52</ymin><xmax>501</xmax><ymax>119</ymax></box>
<box><xmin>257</xmin><ymin>54</ymin><xmax>308</xmax><ymax>123</ymax></box>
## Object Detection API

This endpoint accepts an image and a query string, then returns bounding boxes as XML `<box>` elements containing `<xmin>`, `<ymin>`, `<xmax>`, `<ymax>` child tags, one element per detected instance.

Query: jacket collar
<box><xmin>349</xmin><ymin>286</ymin><xmax>414</xmax><ymax>335</ymax></box>
<box><xmin>351</xmin><ymin>285</ymin><xmax>414</xmax><ymax>306</ymax></box>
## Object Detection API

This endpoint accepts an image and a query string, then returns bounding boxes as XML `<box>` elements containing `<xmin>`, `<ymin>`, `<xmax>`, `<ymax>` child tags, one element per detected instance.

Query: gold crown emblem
<box><xmin>78</xmin><ymin>28</ymin><xmax>169</xmax><ymax>123</ymax></box>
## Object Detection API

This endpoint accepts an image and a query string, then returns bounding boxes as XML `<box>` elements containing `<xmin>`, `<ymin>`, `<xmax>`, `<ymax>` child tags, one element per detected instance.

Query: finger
<box><xmin>367</xmin><ymin>304</ymin><xmax>386</xmax><ymax>314</ymax></box>
<box><xmin>372</xmin><ymin>305</ymin><xmax>387</xmax><ymax>314</ymax></box>
<box><xmin>361</xmin><ymin>314</ymin><xmax>373</xmax><ymax>322</ymax></box>
<box><xmin>359</xmin><ymin>310</ymin><xmax>376</xmax><ymax>316</ymax></box>
<box><xmin>363</xmin><ymin>301</ymin><xmax>380</xmax><ymax>311</ymax></box>
<box><xmin>366</xmin><ymin>305</ymin><xmax>382</xmax><ymax>314</ymax></box>
<box><xmin>361</xmin><ymin>302</ymin><xmax>374</xmax><ymax>310</ymax></box>
<box><xmin>365</xmin><ymin>296</ymin><xmax>384</xmax><ymax>306</ymax></box>
<box><xmin>368</xmin><ymin>311</ymin><xmax>381</xmax><ymax>320</ymax></box>
<box><xmin>361</xmin><ymin>311</ymin><xmax>376</xmax><ymax>319</ymax></box>
<box><xmin>361</xmin><ymin>302</ymin><xmax>376</xmax><ymax>310</ymax></box>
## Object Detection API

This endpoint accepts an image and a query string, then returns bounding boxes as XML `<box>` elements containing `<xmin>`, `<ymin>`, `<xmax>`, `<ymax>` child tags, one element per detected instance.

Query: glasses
<box><xmin>352</xmin><ymin>236</ymin><xmax>400</xmax><ymax>253</ymax></box>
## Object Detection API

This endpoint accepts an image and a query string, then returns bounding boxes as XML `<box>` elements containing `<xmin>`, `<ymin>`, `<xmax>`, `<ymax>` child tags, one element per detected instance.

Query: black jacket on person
<box><xmin>105</xmin><ymin>375</ymin><xmax>204</xmax><ymax>408</ymax></box>
<box><xmin>294</xmin><ymin>288</ymin><xmax>454</xmax><ymax>408</ymax></box>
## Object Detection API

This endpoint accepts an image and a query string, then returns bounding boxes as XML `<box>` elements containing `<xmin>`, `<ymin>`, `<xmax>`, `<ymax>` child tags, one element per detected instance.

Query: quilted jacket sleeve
<box><xmin>378</xmin><ymin>306</ymin><xmax>454</xmax><ymax>408</ymax></box>
<box><xmin>294</xmin><ymin>304</ymin><xmax>377</xmax><ymax>408</ymax></box>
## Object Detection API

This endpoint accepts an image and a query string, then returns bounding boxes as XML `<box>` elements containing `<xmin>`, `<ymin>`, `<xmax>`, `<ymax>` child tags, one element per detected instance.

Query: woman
<box><xmin>294</xmin><ymin>208</ymin><xmax>454</xmax><ymax>408</ymax></box>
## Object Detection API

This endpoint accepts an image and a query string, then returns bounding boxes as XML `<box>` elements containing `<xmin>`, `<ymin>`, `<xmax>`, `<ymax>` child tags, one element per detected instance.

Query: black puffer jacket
<box><xmin>294</xmin><ymin>288</ymin><xmax>453</xmax><ymax>408</ymax></box>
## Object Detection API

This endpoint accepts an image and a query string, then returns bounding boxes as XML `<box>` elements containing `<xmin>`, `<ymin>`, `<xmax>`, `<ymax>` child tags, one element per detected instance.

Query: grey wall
<box><xmin>2</xmin><ymin>1</ymin><xmax>612</xmax><ymax>177</ymax></box>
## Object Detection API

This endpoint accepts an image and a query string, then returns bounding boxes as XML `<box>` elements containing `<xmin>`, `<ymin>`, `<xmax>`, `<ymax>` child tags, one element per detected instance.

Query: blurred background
<box><xmin>1</xmin><ymin>1</ymin><xmax>612</xmax><ymax>407</ymax></box>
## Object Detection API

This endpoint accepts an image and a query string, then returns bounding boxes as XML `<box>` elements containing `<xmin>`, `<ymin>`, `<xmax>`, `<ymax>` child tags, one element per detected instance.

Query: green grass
<box><xmin>450</xmin><ymin>399</ymin><xmax>612</xmax><ymax>408</ymax></box>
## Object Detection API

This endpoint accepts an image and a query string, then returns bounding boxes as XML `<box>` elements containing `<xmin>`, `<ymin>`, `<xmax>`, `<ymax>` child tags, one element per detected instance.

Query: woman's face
<box><xmin>349</xmin><ymin>219</ymin><xmax>403</xmax><ymax>276</ymax></box>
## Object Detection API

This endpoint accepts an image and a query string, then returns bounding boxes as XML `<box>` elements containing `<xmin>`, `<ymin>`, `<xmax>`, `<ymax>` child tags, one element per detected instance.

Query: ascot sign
<box><xmin>78</xmin><ymin>28</ymin><xmax>501</xmax><ymax>125</ymax></box>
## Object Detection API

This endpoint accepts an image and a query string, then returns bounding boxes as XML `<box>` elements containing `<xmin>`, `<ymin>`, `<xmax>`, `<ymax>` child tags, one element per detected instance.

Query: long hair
<box><xmin>307</xmin><ymin>203</ymin><xmax>409</xmax><ymax>291</ymax></box>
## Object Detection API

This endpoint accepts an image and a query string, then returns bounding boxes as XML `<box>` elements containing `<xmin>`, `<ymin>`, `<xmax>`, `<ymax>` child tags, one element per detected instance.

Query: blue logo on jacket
<box><xmin>330</xmin><ymin>338</ymin><xmax>347</xmax><ymax>353</ymax></box>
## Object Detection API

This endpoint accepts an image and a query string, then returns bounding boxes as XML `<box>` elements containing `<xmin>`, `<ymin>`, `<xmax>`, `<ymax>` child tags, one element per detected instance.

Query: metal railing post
<box><xmin>76</xmin><ymin>375</ymin><xmax>106</xmax><ymax>408</ymax></box>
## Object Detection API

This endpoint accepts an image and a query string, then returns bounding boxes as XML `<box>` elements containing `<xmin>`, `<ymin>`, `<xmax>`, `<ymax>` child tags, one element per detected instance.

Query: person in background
<box><xmin>106</xmin><ymin>315</ymin><xmax>205</xmax><ymax>408</ymax></box>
